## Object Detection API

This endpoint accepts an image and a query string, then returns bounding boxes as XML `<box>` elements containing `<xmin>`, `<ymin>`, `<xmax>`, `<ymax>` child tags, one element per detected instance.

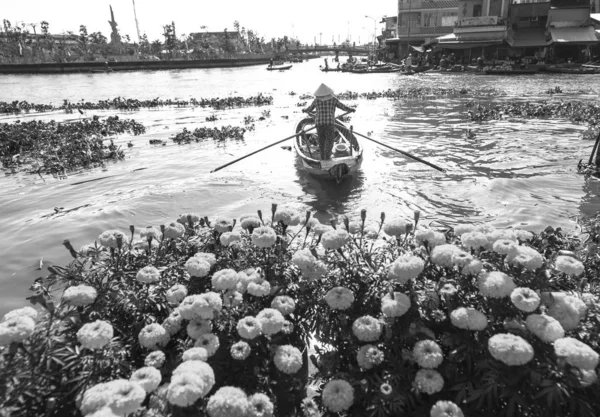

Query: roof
<box><xmin>549</xmin><ymin>26</ymin><xmax>597</xmax><ymax>44</ymax></box>
<box><xmin>591</xmin><ymin>13</ymin><xmax>600</xmax><ymax>23</ymax></box>
<box><xmin>436</xmin><ymin>33</ymin><xmax>504</xmax><ymax>49</ymax></box>
<box><xmin>508</xmin><ymin>28</ymin><xmax>550</xmax><ymax>48</ymax></box>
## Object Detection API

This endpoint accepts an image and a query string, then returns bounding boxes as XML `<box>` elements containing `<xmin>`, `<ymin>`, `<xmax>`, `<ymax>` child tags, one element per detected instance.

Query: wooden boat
<box><xmin>542</xmin><ymin>65</ymin><xmax>600</xmax><ymax>74</ymax></box>
<box><xmin>267</xmin><ymin>64</ymin><xmax>293</xmax><ymax>71</ymax></box>
<box><xmin>90</xmin><ymin>68</ymin><xmax>113</xmax><ymax>73</ymax></box>
<box><xmin>484</xmin><ymin>68</ymin><xmax>538</xmax><ymax>75</ymax></box>
<box><xmin>319</xmin><ymin>66</ymin><xmax>342</xmax><ymax>72</ymax></box>
<box><xmin>294</xmin><ymin>117</ymin><xmax>363</xmax><ymax>181</ymax></box>
<box><xmin>346</xmin><ymin>67</ymin><xmax>402</xmax><ymax>74</ymax></box>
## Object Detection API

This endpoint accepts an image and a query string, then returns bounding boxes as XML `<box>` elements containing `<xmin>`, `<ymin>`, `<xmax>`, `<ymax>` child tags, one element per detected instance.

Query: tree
<box><xmin>139</xmin><ymin>33</ymin><xmax>149</xmax><ymax>54</ymax></box>
<box><xmin>150</xmin><ymin>39</ymin><xmax>162</xmax><ymax>56</ymax></box>
<box><xmin>162</xmin><ymin>24</ymin><xmax>176</xmax><ymax>57</ymax></box>
<box><xmin>78</xmin><ymin>25</ymin><xmax>89</xmax><ymax>58</ymax></box>
<box><xmin>233</xmin><ymin>20</ymin><xmax>240</xmax><ymax>33</ymax></box>
<box><xmin>89</xmin><ymin>32</ymin><xmax>107</xmax><ymax>45</ymax></box>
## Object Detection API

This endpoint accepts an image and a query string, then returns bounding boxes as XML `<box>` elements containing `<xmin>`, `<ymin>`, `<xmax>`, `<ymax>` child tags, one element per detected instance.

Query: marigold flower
<box><xmin>312</xmin><ymin>223</ymin><xmax>331</xmax><ymax>236</ymax></box>
<box><xmin>488</xmin><ymin>333</ymin><xmax>534</xmax><ymax>366</ymax></box>
<box><xmin>0</xmin><ymin>316</ymin><xmax>36</xmax><ymax>346</ymax></box>
<box><xmin>430</xmin><ymin>400</ymin><xmax>464</xmax><ymax>417</ymax></box>
<box><xmin>166</xmin><ymin>372</ymin><xmax>207</xmax><ymax>407</ymax></box>
<box><xmin>247</xmin><ymin>279</ymin><xmax>271</xmax><ymax>297</ymax></box>
<box><xmin>140</xmin><ymin>226</ymin><xmax>162</xmax><ymax>241</ymax></box>
<box><xmin>431</xmin><ymin>244</ymin><xmax>461</xmax><ymax>268</ymax></box>
<box><xmin>130</xmin><ymin>366</ymin><xmax>161</xmax><ymax>393</ymax></box>
<box><xmin>274</xmin><ymin>207</ymin><xmax>302</xmax><ymax>226</ymax></box>
<box><xmin>182</xmin><ymin>347</ymin><xmax>209</xmax><ymax>362</ymax></box>
<box><xmin>299</xmin><ymin>260</ymin><xmax>328</xmax><ymax>281</ymax></box>
<box><xmin>487</xmin><ymin>229</ymin><xmax>517</xmax><ymax>244</ymax></box>
<box><xmin>526</xmin><ymin>314</ymin><xmax>564</xmax><ymax>343</ymax></box>
<box><xmin>450</xmin><ymin>307</ymin><xmax>488</xmax><ymax>331</ymax></box>
<box><xmin>177</xmin><ymin>213</ymin><xmax>200</xmax><ymax>224</ymax></box>
<box><xmin>510</xmin><ymin>287</ymin><xmax>541</xmax><ymax>312</ymax></box>
<box><xmin>162</xmin><ymin>309</ymin><xmax>183</xmax><ymax>335</ymax></box>
<box><xmin>79</xmin><ymin>382</ymin><xmax>115</xmax><ymax>415</ymax></box>
<box><xmin>453</xmin><ymin>224</ymin><xmax>475</xmax><ymax>237</ymax></box>
<box><xmin>240</xmin><ymin>216</ymin><xmax>261</xmax><ymax>230</ymax></box>
<box><xmin>507</xmin><ymin>246</ymin><xmax>544</xmax><ymax>271</ymax></box>
<box><xmin>231</xmin><ymin>341</ymin><xmax>251</xmax><ymax>360</ymax></box>
<box><xmin>321</xmin><ymin>229</ymin><xmax>350</xmax><ymax>250</ymax></box>
<box><xmin>321</xmin><ymin>379</ymin><xmax>354</xmax><ymax>413</ymax></box>
<box><xmin>236</xmin><ymin>270</ymin><xmax>260</xmax><ymax>294</ymax></box>
<box><xmin>77</xmin><ymin>320</ymin><xmax>113</xmax><ymax>350</ymax></box>
<box><xmin>460</xmin><ymin>231</ymin><xmax>488</xmax><ymax>250</ymax></box>
<box><xmin>187</xmin><ymin>319</ymin><xmax>212</xmax><ymax>340</ymax></box>
<box><xmin>194</xmin><ymin>252</ymin><xmax>217</xmax><ymax>267</ymax></box>
<box><xmin>179</xmin><ymin>293</ymin><xmax>222</xmax><ymax>320</ymax></box>
<box><xmin>213</xmin><ymin>218</ymin><xmax>233</xmax><ymax>233</ymax></box>
<box><xmin>388</xmin><ymin>254</ymin><xmax>424</xmax><ymax>283</ymax></box>
<box><xmin>474</xmin><ymin>223</ymin><xmax>496</xmax><ymax>234</ymax></box>
<box><xmin>173</xmin><ymin>360</ymin><xmax>215</xmax><ymax>397</ymax></box>
<box><xmin>194</xmin><ymin>333</ymin><xmax>220</xmax><ymax>357</ymax></box>
<box><xmin>554</xmin><ymin>337</ymin><xmax>599</xmax><ymax>370</ymax></box>
<box><xmin>413</xmin><ymin>340</ymin><xmax>443</xmax><ymax>369</ymax></box>
<box><xmin>144</xmin><ymin>351</ymin><xmax>166</xmax><ymax>368</ymax></box>
<box><xmin>138</xmin><ymin>323</ymin><xmax>170</xmax><ymax>350</ymax></box>
<box><xmin>414</xmin><ymin>369</ymin><xmax>444</xmax><ymax>394</ymax></box>
<box><xmin>281</xmin><ymin>320</ymin><xmax>294</xmax><ymax>334</ymax></box>
<box><xmin>185</xmin><ymin>257</ymin><xmax>211</xmax><ymax>278</ymax></box>
<box><xmin>352</xmin><ymin>315</ymin><xmax>382</xmax><ymax>342</ymax></box>
<box><xmin>301</xmin><ymin>397</ymin><xmax>320</xmax><ymax>417</ymax></box>
<box><xmin>451</xmin><ymin>251</ymin><xmax>473</xmax><ymax>268</ymax></box>
<box><xmin>543</xmin><ymin>292</ymin><xmax>587</xmax><ymax>331</ymax></box>
<box><xmin>256</xmin><ymin>308</ymin><xmax>285</xmax><ymax>335</ymax></box>
<box><xmin>492</xmin><ymin>239</ymin><xmax>518</xmax><ymax>256</ymax></box>
<box><xmin>136</xmin><ymin>265</ymin><xmax>160</xmax><ymax>284</ymax></box>
<box><xmin>105</xmin><ymin>379</ymin><xmax>146</xmax><ymax>415</ymax></box>
<box><xmin>164</xmin><ymin>222</ymin><xmax>185</xmax><ymax>239</ymax></box>
<box><xmin>1</xmin><ymin>306</ymin><xmax>38</xmax><ymax>323</ymax></box>
<box><xmin>383</xmin><ymin>218</ymin><xmax>411</xmax><ymax>237</ymax></box>
<box><xmin>381</xmin><ymin>292</ymin><xmax>411</xmax><ymax>317</ymax></box>
<box><xmin>211</xmin><ymin>268</ymin><xmax>240</xmax><ymax>291</ymax></box>
<box><xmin>98</xmin><ymin>230</ymin><xmax>126</xmax><ymax>249</ymax></box>
<box><xmin>248</xmin><ymin>393</ymin><xmax>274</xmax><ymax>417</ymax></box>
<box><xmin>555</xmin><ymin>255</ymin><xmax>584</xmax><ymax>277</ymax></box>
<box><xmin>478</xmin><ymin>271</ymin><xmax>516</xmax><ymax>298</ymax></box>
<box><xmin>291</xmin><ymin>249</ymin><xmax>316</xmax><ymax>270</ymax></box>
<box><xmin>166</xmin><ymin>284</ymin><xmax>188</xmax><ymax>305</ymax></box>
<box><xmin>274</xmin><ymin>345</ymin><xmax>303</xmax><ymax>374</ymax></box>
<box><xmin>63</xmin><ymin>284</ymin><xmax>97</xmax><ymax>306</ymax></box>
<box><xmin>251</xmin><ymin>227</ymin><xmax>277</xmax><ymax>248</ymax></box>
<box><xmin>223</xmin><ymin>290</ymin><xmax>243</xmax><ymax>308</ymax></box>
<box><xmin>237</xmin><ymin>316</ymin><xmax>263</xmax><ymax>339</ymax></box>
<box><xmin>439</xmin><ymin>283</ymin><xmax>458</xmax><ymax>299</ymax></box>
<box><xmin>206</xmin><ymin>386</ymin><xmax>250</xmax><ymax>417</ymax></box>
<box><xmin>85</xmin><ymin>408</ymin><xmax>120</xmax><ymax>417</ymax></box>
<box><xmin>514</xmin><ymin>229</ymin><xmax>534</xmax><ymax>241</ymax></box>
<box><xmin>460</xmin><ymin>258</ymin><xmax>483</xmax><ymax>275</ymax></box>
<box><xmin>356</xmin><ymin>344</ymin><xmax>385</xmax><ymax>369</ymax></box>
<box><xmin>380</xmin><ymin>383</ymin><xmax>393</xmax><ymax>396</ymax></box>
<box><xmin>220</xmin><ymin>231</ymin><xmax>242</xmax><ymax>246</ymax></box>
<box><xmin>271</xmin><ymin>295</ymin><xmax>296</xmax><ymax>315</ymax></box>
<box><xmin>324</xmin><ymin>287</ymin><xmax>354</xmax><ymax>310</ymax></box>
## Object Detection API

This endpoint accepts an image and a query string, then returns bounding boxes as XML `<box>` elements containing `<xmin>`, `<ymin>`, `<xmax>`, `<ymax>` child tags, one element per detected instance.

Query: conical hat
<box><xmin>314</xmin><ymin>83</ymin><xmax>334</xmax><ymax>97</ymax></box>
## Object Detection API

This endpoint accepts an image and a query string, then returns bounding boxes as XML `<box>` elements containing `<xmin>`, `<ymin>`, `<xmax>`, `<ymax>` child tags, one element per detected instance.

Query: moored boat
<box><xmin>484</xmin><ymin>68</ymin><xmax>538</xmax><ymax>75</ymax></box>
<box><xmin>542</xmin><ymin>65</ymin><xmax>600</xmax><ymax>74</ymax></box>
<box><xmin>293</xmin><ymin>117</ymin><xmax>363</xmax><ymax>181</ymax></box>
<box><xmin>267</xmin><ymin>64</ymin><xmax>293</xmax><ymax>71</ymax></box>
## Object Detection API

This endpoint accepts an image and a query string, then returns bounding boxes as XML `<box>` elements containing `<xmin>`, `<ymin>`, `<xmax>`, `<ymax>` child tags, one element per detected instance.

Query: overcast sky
<box><xmin>2</xmin><ymin>0</ymin><xmax>394</xmax><ymax>44</ymax></box>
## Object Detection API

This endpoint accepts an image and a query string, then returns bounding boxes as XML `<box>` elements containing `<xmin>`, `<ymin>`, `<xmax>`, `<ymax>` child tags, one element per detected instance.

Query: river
<box><xmin>1</xmin><ymin>59</ymin><xmax>600</xmax><ymax>315</ymax></box>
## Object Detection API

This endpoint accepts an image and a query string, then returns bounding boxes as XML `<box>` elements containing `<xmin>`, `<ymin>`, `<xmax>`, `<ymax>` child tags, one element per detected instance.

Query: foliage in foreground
<box><xmin>0</xmin><ymin>204</ymin><xmax>599</xmax><ymax>417</ymax></box>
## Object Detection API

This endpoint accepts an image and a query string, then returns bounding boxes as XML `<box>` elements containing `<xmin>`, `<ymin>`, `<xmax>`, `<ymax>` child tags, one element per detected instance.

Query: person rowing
<box><xmin>302</xmin><ymin>83</ymin><xmax>355</xmax><ymax>160</ymax></box>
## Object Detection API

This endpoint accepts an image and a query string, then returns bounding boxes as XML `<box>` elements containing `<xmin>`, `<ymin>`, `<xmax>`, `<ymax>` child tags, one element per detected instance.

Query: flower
<box><xmin>80</xmin><ymin>382</ymin><xmax>115</xmax><ymax>414</ymax></box>
<box><xmin>439</xmin><ymin>283</ymin><xmax>458</xmax><ymax>299</ymax></box>
<box><xmin>450</xmin><ymin>308</ymin><xmax>488</xmax><ymax>331</ymax></box>
<box><xmin>185</xmin><ymin>257</ymin><xmax>211</xmax><ymax>278</ymax></box>
<box><xmin>415</xmin><ymin>228</ymin><xmax>435</xmax><ymax>246</ymax></box>
<box><xmin>241</xmin><ymin>216</ymin><xmax>261</xmax><ymax>230</ymax></box>
<box><xmin>178</xmin><ymin>213</ymin><xmax>200</xmax><ymax>224</ymax></box>
<box><xmin>356</xmin><ymin>345</ymin><xmax>385</xmax><ymax>369</ymax></box>
<box><xmin>179</xmin><ymin>293</ymin><xmax>222</xmax><ymax>320</ymax></box>
<box><xmin>291</xmin><ymin>249</ymin><xmax>316</xmax><ymax>270</ymax></box>
<box><xmin>270</xmin><ymin>296</ymin><xmax>296</xmax><ymax>315</ymax></box>
<box><xmin>388</xmin><ymin>254</ymin><xmax>424</xmax><ymax>283</ymax></box>
<box><xmin>98</xmin><ymin>230</ymin><xmax>126</xmax><ymax>248</ymax></box>
<box><xmin>313</xmin><ymin>223</ymin><xmax>332</xmax><ymax>236</ymax></box>
<box><xmin>380</xmin><ymin>383</ymin><xmax>393</xmax><ymax>396</ymax></box>
<box><xmin>383</xmin><ymin>218</ymin><xmax>411</xmax><ymax>237</ymax></box>
<box><xmin>478</xmin><ymin>271</ymin><xmax>516</xmax><ymax>298</ymax></box>
<box><xmin>182</xmin><ymin>347</ymin><xmax>209</xmax><ymax>362</ymax></box>
<box><xmin>507</xmin><ymin>246</ymin><xmax>544</xmax><ymax>271</ymax></box>
<box><xmin>274</xmin><ymin>345</ymin><xmax>303</xmax><ymax>374</ymax></box>
<box><xmin>187</xmin><ymin>319</ymin><xmax>212</xmax><ymax>340</ymax></box>
<box><xmin>85</xmin><ymin>408</ymin><xmax>120</xmax><ymax>417</ymax></box>
<box><xmin>553</xmin><ymin>337</ymin><xmax>599</xmax><ymax>370</ymax></box>
<box><xmin>299</xmin><ymin>260</ymin><xmax>328</xmax><ymax>282</ymax></box>
<box><xmin>194</xmin><ymin>333</ymin><xmax>220</xmax><ymax>356</ymax></box>
<box><xmin>488</xmin><ymin>333</ymin><xmax>534</xmax><ymax>366</ymax></box>
<box><xmin>555</xmin><ymin>255</ymin><xmax>585</xmax><ymax>276</ymax></box>
<box><xmin>256</xmin><ymin>308</ymin><xmax>285</xmax><ymax>335</ymax></box>
<box><xmin>454</xmin><ymin>224</ymin><xmax>475</xmax><ymax>237</ymax></box>
<box><xmin>144</xmin><ymin>351</ymin><xmax>166</xmax><ymax>368</ymax></box>
<box><xmin>460</xmin><ymin>258</ymin><xmax>483</xmax><ymax>275</ymax></box>
<box><xmin>167</xmin><ymin>372</ymin><xmax>207</xmax><ymax>407</ymax></box>
<box><xmin>381</xmin><ymin>292</ymin><xmax>411</xmax><ymax>317</ymax></box>
<box><xmin>237</xmin><ymin>316</ymin><xmax>263</xmax><ymax>339</ymax></box>
<box><xmin>414</xmin><ymin>369</ymin><xmax>444</xmax><ymax>394</ymax></box>
<box><xmin>413</xmin><ymin>340</ymin><xmax>444</xmax><ymax>369</ymax></box>
<box><xmin>543</xmin><ymin>292</ymin><xmax>587</xmax><ymax>331</ymax></box>
<box><xmin>324</xmin><ymin>287</ymin><xmax>355</xmax><ymax>310</ymax></box>
<box><xmin>194</xmin><ymin>252</ymin><xmax>217</xmax><ymax>267</ymax></box>
<box><xmin>493</xmin><ymin>239</ymin><xmax>518</xmax><ymax>256</ymax></box>
<box><xmin>138</xmin><ymin>323</ymin><xmax>170</xmax><ymax>350</ymax></box>
<box><xmin>301</xmin><ymin>398</ymin><xmax>320</xmax><ymax>417</ymax></box>
<box><xmin>206</xmin><ymin>386</ymin><xmax>249</xmax><ymax>417</ymax></box>
<box><xmin>173</xmin><ymin>360</ymin><xmax>215</xmax><ymax>397</ymax></box>
<box><xmin>352</xmin><ymin>315</ymin><xmax>382</xmax><ymax>342</ymax></box>
<box><xmin>130</xmin><ymin>367</ymin><xmax>161</xmax><ymax>393</ymax></box>
<box><xmin>140</xmin><ymin>226</ymin><xmax>162</xmax><ymax>241</ymax></box>
<box><xmin>223</xmin><ymin>290</ymin><xmax>243</xmax><ymax>308</ymax></box>
<box><xmin>321</xmin><ymin>379</ymin><xmax>354</xmax><ymax>413</ymax></box>
<box><xmin>136</xmin><ymin>265</ymin><xmax>161</xmax><ymax>284</ymax></box>
<box><xmin>248</xmin><ymin>393</ymin><xmax>274</xmax><ymax>417</ymax></box>
<box><xmin>0</xmin><ymin>316</ymin><xmax>36</xmax><ymax>346</ymax></box>
<box><xmin>251</xmin><ymin>227</ymin><xmax>277</xmax><ymax>248</ymax></box>
<box><xmin>579</xmin><ymin>369</ymin><xmax>598</xmax><ymax>387</ymax></box>
<box><xmin>231</xmin><ymin>341</ymin><xmax>251</xmax><ymax>360</ymax></box>
<box><xmin>431</xmin><ymin>244</ymin><xmax>461</xmax><ymax>268</ymax></box>
<box><xmin>514</xmin><ymin>229</ymin><xmax>534</xmax><ymax>241</ymax></box>
<box><xmin>2</xmin><ymin>306</ymin><xmax>38</xmax><ymax>323</ymax></box>
<box><xmin>526</xmin><ymin>314</ymin><xmax>564</xmax><ymax>343</ymax></box>
<box><xmin>430</xmin><ymin>401</ymin><xmax>464</xmax><ymax>417</ymax></box>
<box><xmin>247</xmin><ymin>279</ymin><xmax>271</xmax><ymax>297</ymax></box>
<box><xmin>213</xmin><ymin>218</ymin><xmax>234</xmax><ymax>233</ymax></box>
<box><xmin>62</xmin><ymin>284</ymin><xmax>97</xmax><ymax>306</ymax></box>
<box><xmin>162</xmin><ymin>310</ymin><xmax>183</xmax><ymax>335</ymax></box>
<box><xmin>166</xmin><ymin>284</ymin><xmax>188</xmax><ymax>305</ymax></box>
<box><xmin>321</xmin><ymin>229</ymin><xmax>350</xmax><ymax>250</ymax></box>
<box><xmin>281</xmin><ymin>320</ymin><xmax>294</xmax><ymax>334</ymax></box>
<box><xmin>211</xmin><ymin>269</ymin><xmax>240</xmax><ymax>291</ymax></box>
<box><xmin>164</xmin><ymin>222</ymin><xmax>185</xmax><ymax>239</ymax></box>
<box><xmin>274</xmin><ymin>207</ymin><xmax>302</xmax><ymax>226</ymax></box>
<box><xmin>460</xmin><ymin>231</ymin><xmax>488</xmax><ymax>250</ymax></box>
<box><xmin>106</xmin><ymin>379</ymin><xmax>146</xmax><ymax>415</ymax></box>
<box><xmin>77</xmin><ymin>320</ymin><xmax>113</xmax><ymax>350</ymax></box>
<box><xmin>487</xmin><ymin>229</ymin><xmax>517</xmax><ymax>244</ymax></box>
<box><xmin>510</xmin><ymin>288</ymin><xmax>541</xmax><ymax>312</ymax></box>
<box><xmin>236</xmin><ymin>270</ymin><xmax>261</xmax><ymax>293</ymax></box>
<box><xmin>220</xmin><ymin>231</ymin><xmax>242</xmax><ymax>246</ymax></box>
<box><xmin>451</xmin><ymin>251</ymin><xmax>473</xmax><ymax>268</ymax></box>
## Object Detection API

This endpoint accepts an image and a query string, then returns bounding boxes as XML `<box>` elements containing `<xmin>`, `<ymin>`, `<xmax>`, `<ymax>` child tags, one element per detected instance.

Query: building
<box><xmin>507</xmin><ymin>0</ymin><xmax>552</xmax><ymax>61</ymax></box>
<box><xmin>546</xmin><ymin>0</ymin><xmax>597</xmax><ymax>62</ymax></box>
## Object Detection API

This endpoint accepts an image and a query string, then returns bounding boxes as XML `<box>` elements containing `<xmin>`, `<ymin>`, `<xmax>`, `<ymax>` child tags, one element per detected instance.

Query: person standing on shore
<box><xmin>405</xmin><ymin>53</ymin><xmax>413</xmax><ymax>72</ymax></box>
<box><xmin>302</xmin><ymin>83</ymin><xmax>355</xmax><ymax>160</ymax></box>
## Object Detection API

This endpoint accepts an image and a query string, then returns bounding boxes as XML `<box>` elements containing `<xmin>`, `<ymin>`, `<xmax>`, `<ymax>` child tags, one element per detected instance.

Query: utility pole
<box><xmin>132</xmin><ymin>0</ymin><xmax>141</xmax><ymax>42</ymax></box>
<box><xmin>319</xmin><ymin>32</ymin><xmax>322</xmax><ymax>45</ymax></box>
<box><xmin>407</xmin><ymin>0</ymin><xmax>412</xmax><ymax>59</ymax></box>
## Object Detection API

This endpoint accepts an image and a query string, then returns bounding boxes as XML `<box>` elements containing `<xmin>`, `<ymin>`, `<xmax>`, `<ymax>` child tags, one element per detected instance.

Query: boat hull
<box><xmin>267</xmin><ymin>64</ymin><xmax>293</xmax><ymax>71</ymax></box>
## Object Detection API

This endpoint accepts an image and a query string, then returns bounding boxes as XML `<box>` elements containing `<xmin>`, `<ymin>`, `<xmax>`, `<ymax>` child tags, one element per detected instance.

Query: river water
<box><xmin>1</xmin><ymin>59</ymin><xmax>600</xmax><ymax>315</ymax></box>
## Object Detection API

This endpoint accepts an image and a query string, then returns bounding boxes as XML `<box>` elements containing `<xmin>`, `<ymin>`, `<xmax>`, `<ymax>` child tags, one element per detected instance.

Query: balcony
<box><xmin>396</xmin><ymin>25</ymin><xmax>455</xmax><ymax>38</ymax></box>
<box><xmin>398</xmin><ymin>0</ymin><xmax>460</xmax><ymax>11</ymax></box>
<box><xmin>455</xmin><ymin>16</ymin><xmax>505</xmax><ymax>27</ymax></box>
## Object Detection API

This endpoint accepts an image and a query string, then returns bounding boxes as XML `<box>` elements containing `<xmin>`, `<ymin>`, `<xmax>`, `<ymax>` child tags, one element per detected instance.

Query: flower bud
<box><xmin>129</xmin><ymin>225</ymin><xmax>135</xmax><ymax>235</ymax></box>
<box><xmin>203</xmin><ymin>217</ymin><xmax>211</xmax><ymax>227</ymax></box>
<box><xmin>116</xmin><ymin>234</ymin><xmax>123</xmax><ymax>250</ymax></box>
<box><xmin>380</xmin><ymin>212</ymin><xmax>385</xmax><ymax>223</ymax></box>
<box><xmin>257</xmin><ymin>210</ymin><xmax>263</xmax><ymax>222</ymax></box>
<box><xmin>305</xmin><ymin>210</ymin><xmax>311</xmax><ymax>223</ymax></box>
<box><xmin>330</xmin><ymin>218</ymin><xmax>337</xmax><ymax>229</ymax></box>
<box><xmin>414</xmin><ymin>210</ymin><xmax>420</xmax><ymax>226</ymax></box>
<box><xmin>45</xmin><ymin>299</ymin><xmax>56</xmax><ymax>314</ymax></box>
<box><xmin>160</xmin><ymin>224</ymin><xmax>166</xmax><ymax>234</ymax></box>
<box><xmin>405</xmin><ymin>223</ymin><xmax>413</xmax><ymax>235</ymax></box>
<box><xmin>343</xmin><ymin>216</ymin><xmax>349</xmax><ymax>232</ymax></box>
<box><xmin>62</xmin><ymin>240</ymin><xmax>78</xmax><ymax>258</ymax></box>
<box><xmin>361</xmin><ymin>209</ymin><xmax>367</xmax><ymax>222</ymax></box>
<box><xmin>271</xmin><ymin>203</ymin><xmax>278</xmax><ymax>217</ymax></box>
<box><xmin>231</xmin><ymin>219</ymin><xmax>237</xmax><ymax>230</ymax></box>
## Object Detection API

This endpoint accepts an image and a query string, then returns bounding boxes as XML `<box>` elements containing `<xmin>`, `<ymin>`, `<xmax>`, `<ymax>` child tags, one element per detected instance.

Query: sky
<box><xmin>1</xmin><ymin>0</ymin><xmax>394</xmax><ymax>45</ymax></box>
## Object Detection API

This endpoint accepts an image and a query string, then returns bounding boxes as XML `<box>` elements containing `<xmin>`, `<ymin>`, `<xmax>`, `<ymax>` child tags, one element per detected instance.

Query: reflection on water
<box><xmin>1</xmin><ymin>60</ymin><xmax>599</xmax><ymax>314</ymax></box>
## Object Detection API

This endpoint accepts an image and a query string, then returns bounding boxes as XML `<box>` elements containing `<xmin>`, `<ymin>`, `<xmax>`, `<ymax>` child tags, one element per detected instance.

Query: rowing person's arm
<box><xmin>303</xmin><ymin>99</ymin><xmax>317</xmax><ymax>114</ymax></box>
<box><xmin>333</xmin><ymin>97</ymin><xmax>355</xmax><ymax>113</ymax></box>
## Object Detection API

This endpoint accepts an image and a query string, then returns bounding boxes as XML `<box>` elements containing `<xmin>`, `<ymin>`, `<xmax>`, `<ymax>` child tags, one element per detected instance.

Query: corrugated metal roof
<box><xmin>508</xmin><ymin>28</ymin><xmax>550</xmax><ymax>47</ymax></box>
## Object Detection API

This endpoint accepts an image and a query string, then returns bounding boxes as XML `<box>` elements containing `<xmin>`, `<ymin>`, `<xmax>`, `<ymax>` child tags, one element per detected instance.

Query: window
<box><xmin>473</xmin><ymin>5</ymin><xmax>482</xmax><ymax>17</ymax></box>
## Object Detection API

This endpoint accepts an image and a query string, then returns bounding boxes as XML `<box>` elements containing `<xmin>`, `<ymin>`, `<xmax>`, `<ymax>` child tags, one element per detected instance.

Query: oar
<box><xmin>353</xmin><ymin>130</ymin><xmax>446</xmax><ymax>173</ymax></box>
<box><xmin>588</xmin><ymin>129</ymin><xmax>600</xmax><ymax>165</ymax></box>
<box><xmin>210</xmin><ymin>111</ymin><xmax>352</xmax><ymax>173</ymax></box>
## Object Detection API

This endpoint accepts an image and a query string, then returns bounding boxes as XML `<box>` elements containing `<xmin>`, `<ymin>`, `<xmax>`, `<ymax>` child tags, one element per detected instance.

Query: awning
<box><xmin>410</xmin><ymin>45</ymin><xmax>425</xmax><ymax>53</ymax></box>
<box><xmin>549</xmin><ymin>27</ymin><xmax>598</xmax><ymax>44</ymax></box>
<box><xmin>508</xmin><ymin>29</ymin><xmax>550</xmax><ymax>48</ymax></box>
<box><xmin>385</xmin><ymin>38</ymin><xmax>402</xmax><ymax>45</ymax></box>
<box><xmin>436</xmin><ymin>33</ymin><xmax>504</xmax><ymax>50</ymax></box>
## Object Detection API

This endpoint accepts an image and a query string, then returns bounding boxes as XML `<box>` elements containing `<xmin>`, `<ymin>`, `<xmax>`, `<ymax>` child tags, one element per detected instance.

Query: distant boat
<box><xmin>267</xmin><ymin>64</ymin><xmax>293</xmax><ymax>71</ymax></box>
<box><xmin>89</xmin><ymin>68</ymin><xmax>113</xmax><ymax>73</ymax></box>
